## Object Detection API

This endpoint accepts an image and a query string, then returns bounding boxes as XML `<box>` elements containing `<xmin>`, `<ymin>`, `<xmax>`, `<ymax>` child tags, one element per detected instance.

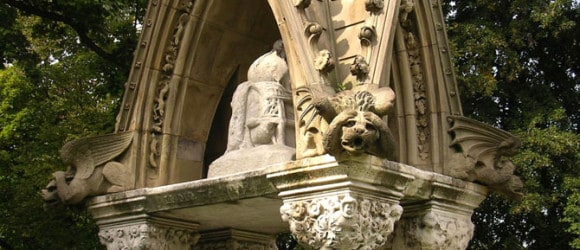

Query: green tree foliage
<box><xmin>0</xmin><ymin>0</ymin><xmax>147</xmax><ymax>248</ymax></box>
<box><xmin>444</xmin><ymin>0</ymin><xmax>580</xmax><ymax>248</ymax></box>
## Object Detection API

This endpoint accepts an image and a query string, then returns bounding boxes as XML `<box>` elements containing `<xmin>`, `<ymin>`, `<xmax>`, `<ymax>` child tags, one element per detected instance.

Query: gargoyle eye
<box><xmin>345</xmin><ymin>120</ymin><xmax>356</xmax><ymax>127</ymax></box>
<box><xmin>365</xmin><ymin>123</ymin><xmax>376</xmax><ymax>131</ymax></box>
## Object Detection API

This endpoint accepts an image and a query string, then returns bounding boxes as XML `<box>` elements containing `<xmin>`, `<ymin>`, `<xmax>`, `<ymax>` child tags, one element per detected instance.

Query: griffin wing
<box><xmin>59</xmin><ymin>131</ymin><xmax>134</xmax><ymax>179</ymax></box>
<box><xmin>448</xmin><ymin>116</ymin><xmax>520</xmax><ymax>169</ymax></box>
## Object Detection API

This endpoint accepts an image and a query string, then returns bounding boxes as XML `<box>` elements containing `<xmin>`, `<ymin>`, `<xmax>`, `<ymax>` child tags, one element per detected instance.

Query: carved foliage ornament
<box><xmin>149</xmin><ymin>1</ymin><xmax>194</xmax><ymax>171</ymax></box>
<box><xmin>314</xmin><ymin>49</ymin><xmax>335</xmax><ymax>75</ymax></box>
<box><xmin>280</xmin><ymin>194</ymin><xmax>403</xmax><ymax>249</ymax></box>
<box><xmin>365</xmin><ymin>0</ymin><xmax>385</xmax><ymax>13</ymax></box>
<box><xmin>350</xmin><ymin>55</ymin><xmax>370</xmax><ymax>83</ymax></box>
<box><xmin>98</xmin><ymin>224</ymin><xmax>200</xmax><ymax>249</ymax></box>
<box><xmin>398</xmin><ymin>0</ymin><xmax>431</xmax><ymax>161</ymax></box>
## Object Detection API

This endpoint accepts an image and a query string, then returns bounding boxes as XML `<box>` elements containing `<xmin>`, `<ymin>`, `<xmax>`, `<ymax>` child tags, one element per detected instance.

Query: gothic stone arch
<box><xmin>115</xmin><ymin>0</ymin><xmax>281</xmax><ymax>187</ymax></box>
<box><xmin>114</xmin><ymin>0</ymin><xmax>467</xmax><ymax>189</ymax></box>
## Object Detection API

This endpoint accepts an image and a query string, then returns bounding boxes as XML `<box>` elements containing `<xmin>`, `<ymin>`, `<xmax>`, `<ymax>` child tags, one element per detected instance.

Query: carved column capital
<box><xmin>281</xmin><ymin>193</ymin><xmax>402</xmax><ymax>249</ymax></box>
<box><xmin>97</xmin><ymin>216</ymin><xmax>200</xmax><ymax>250</ymax></box>
<box><xmin>268</xmin><ymin>155</ymin><xmax>415</xmax><ymax>249</ymax></box>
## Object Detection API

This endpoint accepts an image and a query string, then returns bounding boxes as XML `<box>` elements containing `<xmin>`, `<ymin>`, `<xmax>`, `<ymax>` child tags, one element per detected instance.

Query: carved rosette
<box><xmin>280</xmin><ymin>194</ymin><xmax>403</xmax><ymax>249</ymax></box>
<box><xmin>392</xmin><ymin>211</ymin><xmax>474</xmax><ymax>250</ymax></box>
<box><xmin>365</xmin><ymin>0</ymin><xmax>384</xmax><ymax>13</ymax></box>
<box><xmin>98</xmin><ymin>223</ymin><xmax>200</xmax><ymax>250</ymax></box>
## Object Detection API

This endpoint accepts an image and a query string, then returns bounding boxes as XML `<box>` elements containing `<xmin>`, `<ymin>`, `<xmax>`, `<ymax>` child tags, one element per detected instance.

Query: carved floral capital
<box><xmin>98</xmin><ymin>223</ymin><xmax>200</xmax><ymax>249</ymax></box>
<box><xmin>280</xmin><ymin>194</ymin><xmax>403</xmax><ymax>249</ymax></box>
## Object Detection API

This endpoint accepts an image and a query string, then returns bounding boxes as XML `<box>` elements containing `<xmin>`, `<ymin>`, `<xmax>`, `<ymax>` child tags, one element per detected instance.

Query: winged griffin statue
<box><xmin>447</xmin><ymin>116</ymin><xmax>523</xmax><ymax>198</ymax></box>
<box><xmin>42</xmin><ymin>132</ymin><xmax>134</xmax><ymax>205</ymax></box>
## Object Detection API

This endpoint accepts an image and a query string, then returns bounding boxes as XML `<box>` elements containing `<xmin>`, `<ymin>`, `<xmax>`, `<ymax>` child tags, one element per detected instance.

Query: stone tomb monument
<box><xmin>42</xmin><ymin>0</ymin><xmax>523</xmax><ymax>249</ymax></box>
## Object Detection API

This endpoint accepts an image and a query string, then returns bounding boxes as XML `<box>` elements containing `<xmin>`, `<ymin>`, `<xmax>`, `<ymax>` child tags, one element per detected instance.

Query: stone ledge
<box><xmin>88</xmin><ymin>155</ymin><xmax>487</xmax><ymax>235</ymax></box>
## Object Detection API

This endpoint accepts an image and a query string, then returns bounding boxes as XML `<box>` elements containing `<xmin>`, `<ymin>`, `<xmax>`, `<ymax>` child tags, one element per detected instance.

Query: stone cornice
<box><xmin>88</xmin><ymin>155</ymin><xmax>487</xmax><ymax>237</ymax></box>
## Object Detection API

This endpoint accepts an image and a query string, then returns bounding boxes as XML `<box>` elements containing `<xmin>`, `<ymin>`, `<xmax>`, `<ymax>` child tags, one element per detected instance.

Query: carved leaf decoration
<box><xmin>60</xmin><ymin>131</ymin><xmax>134</xmax><ymax>179</ymax></box>
<box><xmin>448</xmin><ymin>115</ymin><xmax>520</xmax><ymax>169</ymax></box>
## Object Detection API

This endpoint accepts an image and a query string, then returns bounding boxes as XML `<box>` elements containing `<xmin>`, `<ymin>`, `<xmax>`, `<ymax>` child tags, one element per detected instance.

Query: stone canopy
<box><xmin>41</xmin><ymin>0</ymin><xmax>523</xmax><ymax>249</ymax></box>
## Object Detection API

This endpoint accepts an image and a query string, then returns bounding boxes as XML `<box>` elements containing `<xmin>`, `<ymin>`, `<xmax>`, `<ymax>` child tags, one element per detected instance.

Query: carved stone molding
<box><xmin>97</xmin><ymin>216</ymin><xmax>200</xmax><ymax>250</ymax></box>
<box><xmin>398</xmin><ymin>0</ymin><xmax>431</xmax><ymax>162</ymax></box>
<box><xmin>195</xmin><ymin>229</ymin><xmax>277</xmax><ymax>250</ymax></box>
<box><xmin>148</xmin><ymin>0</ymin><xmax>194</xmax><ymax>174</ymax></box>
<box><xmin>281</xmin><ymin>193</ymin><xmax>402</xmax><ymax>249</ymax></box>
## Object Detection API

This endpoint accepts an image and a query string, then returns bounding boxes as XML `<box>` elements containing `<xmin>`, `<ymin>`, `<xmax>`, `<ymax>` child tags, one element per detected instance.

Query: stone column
<box><xmin>194</xmin><ymin>229</ymin><xmax>277</xmax><ymax>250</ymax></box>
<box><xmin>268</xmin><ymin>155</ymin><xmax>415</xmax><ymax>249</ymax></box>
<box><xmin>96</xmin><ymin>215</ymin><xmax>200</xmax><ymax>250</ymax></box>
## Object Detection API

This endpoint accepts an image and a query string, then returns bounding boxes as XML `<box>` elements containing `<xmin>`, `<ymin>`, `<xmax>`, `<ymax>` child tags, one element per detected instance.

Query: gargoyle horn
<box><xmin>59</xmin><ymin>131</ymin><xmax>134</xmax><ymax>179</ymax></box>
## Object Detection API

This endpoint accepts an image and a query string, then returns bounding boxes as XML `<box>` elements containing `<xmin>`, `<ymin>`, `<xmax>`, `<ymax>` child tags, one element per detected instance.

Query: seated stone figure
<box><xmin>207</xmin><ymin>40</ymin><xmax>295</xmax><ymax>177</ymax></box>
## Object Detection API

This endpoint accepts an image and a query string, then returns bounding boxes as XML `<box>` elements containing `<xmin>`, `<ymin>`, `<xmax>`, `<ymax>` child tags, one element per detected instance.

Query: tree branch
<box><xmin>1</xmin><ymin>0</ymin><xmax>120</xmax><ymax>66</ymax></box>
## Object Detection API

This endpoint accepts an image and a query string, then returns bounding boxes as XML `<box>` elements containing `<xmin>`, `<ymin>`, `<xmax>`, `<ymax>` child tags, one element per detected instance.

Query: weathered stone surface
<box><xmin>447</xmin><ymin>115</ymin><xmax>523</xmax><ymax>198</ymax></box>
<box><xmin>88</xmin><ymin>155</ymin><xmax>486</xmax><ymax>249</ymax></box>
<box><xmin>389</xmin><ymin>202</ymin><xmax>478</xmax><ymax>250</ymax></box>
<box><xmin>97</xmin><ymin>215</ymin><xmax>200</xmax><ymax>250</ymax></box>
<box><xmin>280</xmin><ymin>193</ymin><xmax>403</xmax><ymax>249</ymax></box>
<box><xmin>42</xmin><ymin>132</ymin><xmax>134</xmax><ymax>205</ymax></box>
<box><xmin>208</xmin><ymin>144</ymin><xmax>295</xmax><ymax>177</ymax></box>
<box><xmin>267</xmin><ymin>155</ymin><xmax>486</xmax><ymax>249</ymax></box>
<box><xmin>208</xmin><ymin>41</ymin><xmax>295</xmax><ymax>178</ymax></box>
<box><xmin>88</xmin><ymin>166</ymin><xmax>287</xmax><ymax>235</ymax></box>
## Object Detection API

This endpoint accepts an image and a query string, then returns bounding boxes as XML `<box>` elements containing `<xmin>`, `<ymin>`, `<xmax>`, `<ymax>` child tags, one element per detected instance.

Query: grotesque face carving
<box><xmin>323</xmin><ymin>110</ymin><xmax>396</xmax><ymax>159</ymax></box>
<box><xmin>340</xmin><ymin>113</ymin><xmax>380</xmax><ymax>154</ymax></box>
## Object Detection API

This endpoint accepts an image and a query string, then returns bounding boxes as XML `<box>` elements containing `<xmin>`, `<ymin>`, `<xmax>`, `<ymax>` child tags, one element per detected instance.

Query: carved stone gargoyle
<box><xmin>298</xmin><ymin>84</ymin><xmax>396</xmax><ymax>159</ymax></box>
<box><xmin>41</xmin><ymin>132</ymin><xmax>134</xmax><ymax>205</ymax></box>
<box><xmin>447</xmin><ymin>116</ymin><xmax>523</xmax><ymax>198</ymax></box>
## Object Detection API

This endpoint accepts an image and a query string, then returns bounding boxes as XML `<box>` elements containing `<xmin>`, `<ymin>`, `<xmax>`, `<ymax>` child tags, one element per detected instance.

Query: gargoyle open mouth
<box><xmin>41</xmin><ymin>180</ymin><xmax>60</xmax><ymax>207</ymax></box>
<box><xmin>341</xmin><ymin>136</ymin><xmax>366</xmax><ymax>153</ymax></box>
